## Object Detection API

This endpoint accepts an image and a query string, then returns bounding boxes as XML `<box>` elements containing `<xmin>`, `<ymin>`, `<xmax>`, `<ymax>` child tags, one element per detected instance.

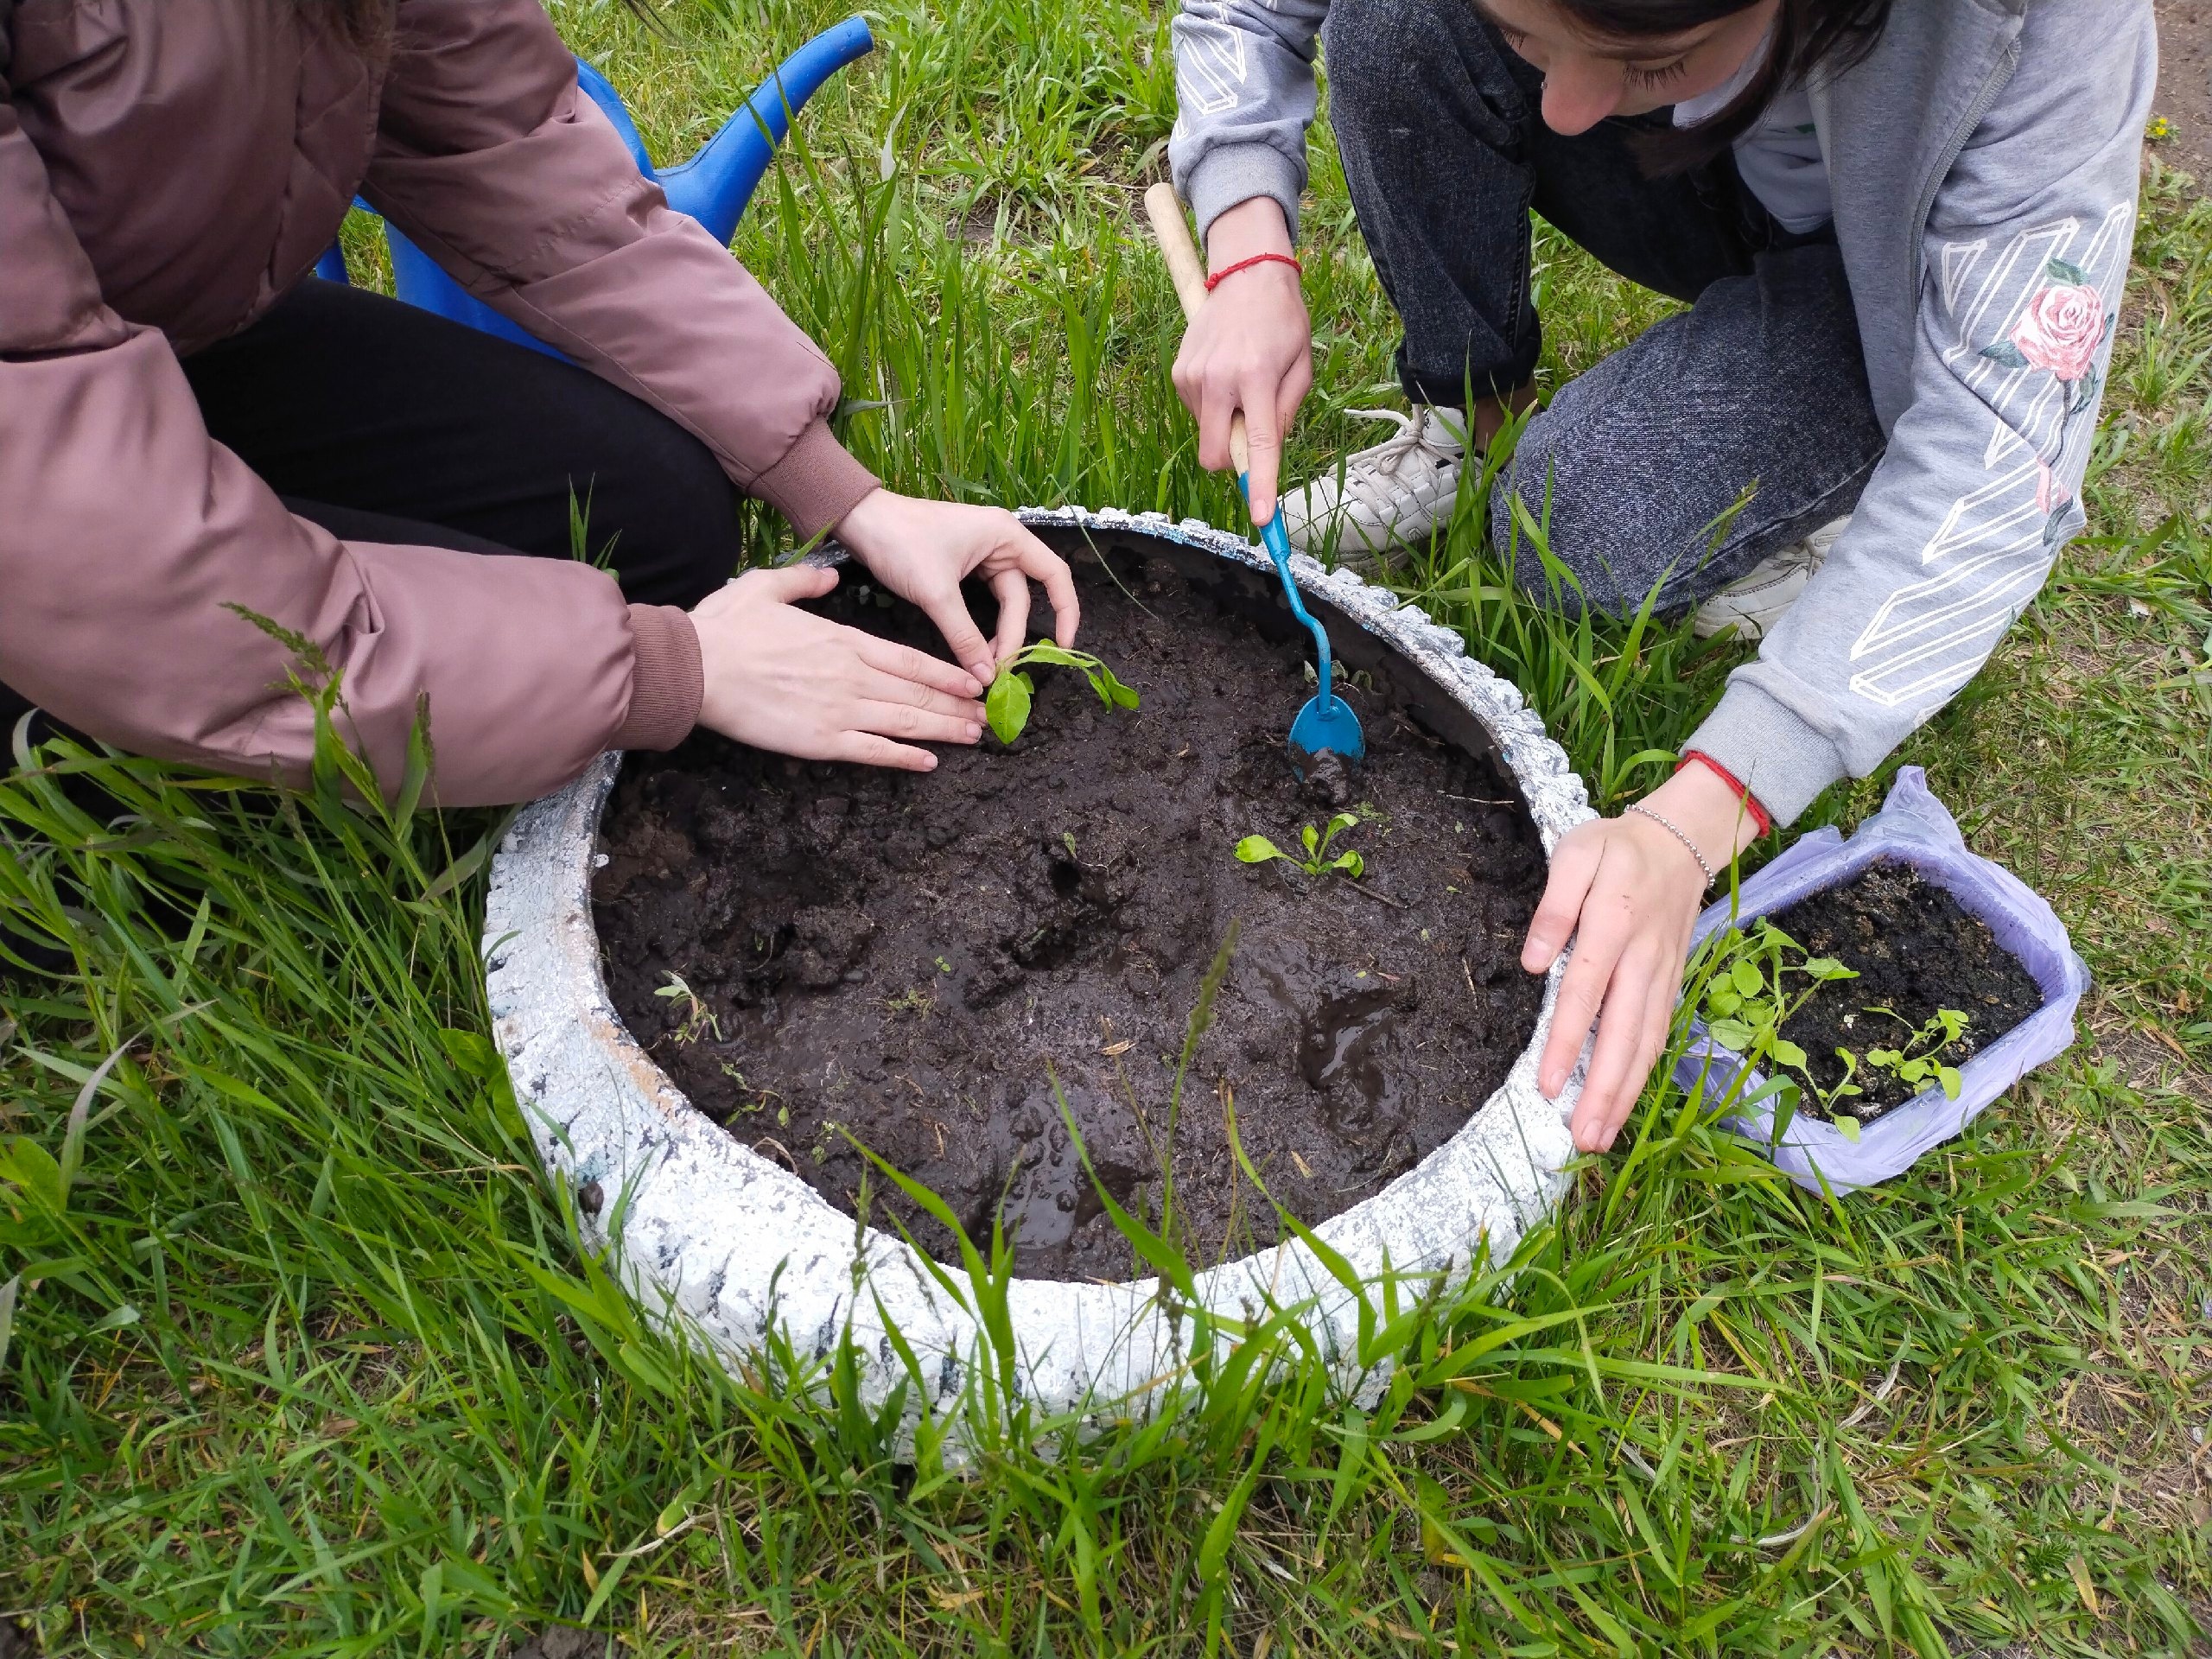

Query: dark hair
<box><xmin>1555</xmin><ymin>0</ymin><xmax>1895</xmax><ymax>170</ymax></box>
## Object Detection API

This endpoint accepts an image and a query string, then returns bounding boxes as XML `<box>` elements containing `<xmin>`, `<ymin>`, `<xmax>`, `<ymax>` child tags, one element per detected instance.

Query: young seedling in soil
<box><xmin>1702</xmin><ymin>927</ymin><xmax>1979</xmax><ymax>1141</ymax></box>
<box><xmin>654</xmin><ymin>970</ymin><xmax>721</xmax><ymax>1045</ymax></box>
<box><xmin>1236</xmin><ymin>812</ymin><xmax>1366</xmax><ymax>879</ymax></box>
<box><xmin>1699</xmin><ymin>922</ymin><xmax>1862</xmax><ymax>1133</ymax></box>
<box><xmin>1855</xmin><ymin>1005</ymin><xmax>1971</xmax><ymax>1103</ymax></box>
<box><xmin>985</xmin><ymin>641</ymin><xmax>1139</xmax><ymax>745</ymax></box>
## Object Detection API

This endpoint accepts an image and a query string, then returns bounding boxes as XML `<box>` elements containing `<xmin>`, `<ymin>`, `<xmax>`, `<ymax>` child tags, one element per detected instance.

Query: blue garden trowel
<box><xmin>1146</xmin><ymin>185</ymin><xmax>1366</xmax><ymax>775</ymax></box>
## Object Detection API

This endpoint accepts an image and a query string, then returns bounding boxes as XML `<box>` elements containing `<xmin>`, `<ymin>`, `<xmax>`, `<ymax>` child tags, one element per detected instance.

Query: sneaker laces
<box><xmin>1337</xmin><ymin>405</ymin><xmax>1466</xmax><ymax>488</ymax></box>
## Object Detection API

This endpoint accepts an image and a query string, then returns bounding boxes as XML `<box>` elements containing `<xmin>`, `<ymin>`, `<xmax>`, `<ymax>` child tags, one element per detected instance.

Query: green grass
<box><xmin>3</xmin><ymin>1</ymin><xmax>2209</xmax><ymax>1651</ymax></box>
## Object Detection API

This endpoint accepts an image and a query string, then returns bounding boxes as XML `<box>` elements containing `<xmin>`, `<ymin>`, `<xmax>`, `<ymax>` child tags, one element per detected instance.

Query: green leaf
<box><xmin>1235</xmin><ymin>836</ymin><xmax>1284</xmax><ymax>865</ymax></box>
<box><xmin>1332</xmin><ymin>850</ymin><xmax>1364</xmax><ymax>878</ymax></box>
<box><xmin>1300</xmin><ymin>823</ymin><xmax>1319</xmax><ymax>856</ymax></box>
<box><xmin>1834</xmin><ymin>1115</ymin><xmax>1862</xmax><ymax>1142</ymax></box>
<box><xmin>1707</xmin><ymin>988</ymin><xmax>1742</xmax><ymax>1018</ymax></box>
<box><xmin>1804</xmin><ymin>957</ymin><xmax>1857</xmax><ymax>982</ymax></box>
<box><xmin>1731</xmin><ymin>961</ymin><xmax>1765</xmax><ymax>996</ymax></box>
<box><xmin>1770</xmin><ymin>1039</ymin><xmax>1807</xmax><ymax>1070</ymax></box>
<box><xmin>1090</xmin><ymin>664</ymin><xmax>1141</xmax><ymax>710</ymax></box>
<box><xmin>1937</xmin><ymin>1065</ymin><xmax>1963</xmax><ymax>1100</ymax></box>
<box><xmin>0</xmin><ymin>1136</ymin><xmax>66</xmax><ymax>1213</ymax></box>
<box><xmin>1707</xmin><ymin>1018</ymin><xmax>1756</xmax><ymax>1052</ymax></box>
<box><xmin>985</xmin><ymin>670</ymin><xmax>1033</xmax><ymax>746</ymax></box>
<box><xmin>2046</xmin><ymin>257</ymin><xmax>2090</xmax><ymax>286</ymax></box>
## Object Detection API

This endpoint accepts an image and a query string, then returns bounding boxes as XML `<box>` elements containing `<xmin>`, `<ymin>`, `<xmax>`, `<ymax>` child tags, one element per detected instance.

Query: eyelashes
<box><xmin>1625</xmin><ymin>56</ymin><xmax>1693</xmax><ymax>90</ymax></box>
<box><xmin>1493</xmin><ymin>21</ymin><xmax>1696</xmax><ymax>93</ymax></box>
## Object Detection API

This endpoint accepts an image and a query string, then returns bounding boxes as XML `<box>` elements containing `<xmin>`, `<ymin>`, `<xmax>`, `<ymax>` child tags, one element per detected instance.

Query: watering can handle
<box><xmin>1144</xmin><ymin>183</ymin><xmax>1253</xmax><ymax>480</ymax></box>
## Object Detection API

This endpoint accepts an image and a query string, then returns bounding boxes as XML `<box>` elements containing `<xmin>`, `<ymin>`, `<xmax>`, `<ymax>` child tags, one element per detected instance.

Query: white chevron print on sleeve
<box><xmin>1176</xmin><ymin>17</ymin><xmax>1250</xmax><ymax>117</ymax></box>
<box><xmin>1846</xmin><ymin>202</ymin><xmax>2133</xmax><ymax>715</ymax></box>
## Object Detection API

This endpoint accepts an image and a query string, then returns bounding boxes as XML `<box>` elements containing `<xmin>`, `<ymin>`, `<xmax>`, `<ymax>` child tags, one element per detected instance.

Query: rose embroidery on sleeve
<box><xmin>1980</xmin><ymin>257</ymin><xmax>2113</xmax><ymax>416</ymax></box>
<box><xmin>1976</xmin><ymin>255</ymin><xmax>2118</xmax><ymax>546</ymax></box>
<box><xmin>2010</xmin><ymin>284</ymin><xmax>2106</xmax><ymax>380</ymax></box>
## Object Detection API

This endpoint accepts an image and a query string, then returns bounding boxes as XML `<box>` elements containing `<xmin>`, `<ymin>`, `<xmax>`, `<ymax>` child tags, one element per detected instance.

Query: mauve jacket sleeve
<box><xmin>0</xmin><ymin>61</ymin><xmax>706</xmax><ymax>806</ymax></box>
<box><xmin>362</xmin><ymin>0</ymin><xmax>881</xmax><ymax>539</ymax></box>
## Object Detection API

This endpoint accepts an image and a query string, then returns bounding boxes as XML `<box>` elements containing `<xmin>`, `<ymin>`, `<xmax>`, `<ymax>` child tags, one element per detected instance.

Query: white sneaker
<box><xmin>1692</xmin><ymin>515</ymin><xmax>1852</xmax><ymax>640</ymax></box>
<box><xmin>1280</xmin><ymin>406</ymin><xmax>1470</xmax><ymax>564</ymax></box>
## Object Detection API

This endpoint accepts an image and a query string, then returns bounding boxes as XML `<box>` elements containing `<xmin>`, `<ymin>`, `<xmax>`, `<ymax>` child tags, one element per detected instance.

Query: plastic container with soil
<box><xmin>1675</xmin><ymin>768</ymin><xmax>2091</xmax><ymax>1192</ymax></box>
<box><xmin>483</xmin><ymin>508</ymin><xmax>1593</xmax><ymax>1423</ymax></box>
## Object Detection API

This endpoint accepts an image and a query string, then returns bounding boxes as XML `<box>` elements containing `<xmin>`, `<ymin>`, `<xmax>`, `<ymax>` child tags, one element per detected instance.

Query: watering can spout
<box><xmin>658</xmin><ymin>15</ymin><xmax>877</xmax><ymax>245</ymax></box>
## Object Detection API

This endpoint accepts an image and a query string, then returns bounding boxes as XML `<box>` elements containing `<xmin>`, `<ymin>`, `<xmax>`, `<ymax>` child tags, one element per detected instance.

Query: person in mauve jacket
<box><xmin>0</xmin><ymin>0</ymin><xmax>1080</xmax><ymax>810</ymax></box>
<box><xmin>1165</xmin><ymin>0</ymin><xmax>2153</xmax><ymax>1150</ymax></box>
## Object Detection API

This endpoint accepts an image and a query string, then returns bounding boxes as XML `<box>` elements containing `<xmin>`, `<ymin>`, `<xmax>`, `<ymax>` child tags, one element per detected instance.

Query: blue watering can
<box><xmin>315</xmin><ymin>16</ymin><xmax>875</xmax><ymax>358</ymax></box>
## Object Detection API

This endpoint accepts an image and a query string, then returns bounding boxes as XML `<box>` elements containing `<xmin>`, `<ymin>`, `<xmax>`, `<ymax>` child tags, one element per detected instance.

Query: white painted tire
<box><xmin>485</xmin><ymin>508</ymin><xmax>1595</xmax><ymax>1427</ymax></box>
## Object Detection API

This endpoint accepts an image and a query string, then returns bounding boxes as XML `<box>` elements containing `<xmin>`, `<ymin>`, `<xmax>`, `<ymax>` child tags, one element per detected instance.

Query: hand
<box><xmin>1520</xmin><ymin>765</ymin><xmax>1764</xmax><ymax>1153</ymax></box>
<box><xmin>690</xmin><ymin>564</ymin><xmax>986</xmax><ymax>772</ymax></box>
<box><xmin>833</xmin><ymin>489</ymin><xmax>1080</xmax><ymax>683</ymax></box>
<box><xmin>1171</xmin><ymin>196</ymin><xmax>1313</xmax><ymax>525</ymax></box>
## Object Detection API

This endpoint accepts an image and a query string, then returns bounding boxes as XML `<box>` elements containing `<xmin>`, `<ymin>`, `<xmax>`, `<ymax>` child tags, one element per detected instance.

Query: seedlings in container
<box><xmin>984</xmin><ymin>641</ymin><xmax>1140</xmax><ymax>745</ymax></box>
<box><xmin>1856</xmin><ymin>1005</ymin><xmax>1972</xmax><ymax>1101</ymax></box>
<box><xmin>654</xmin><ymin>971</ymin><xmax>721</xmax><ymax>1045</ymax></box>
<box><xmin>1236</xmin><ymin>812</ymin><xmax>1366</xmax><ymax>879</ymax></box>
<box><xmin>1698</xmin><ymin>922</ymin><xmax>1859</xmax><ymax>1129</ymax></box>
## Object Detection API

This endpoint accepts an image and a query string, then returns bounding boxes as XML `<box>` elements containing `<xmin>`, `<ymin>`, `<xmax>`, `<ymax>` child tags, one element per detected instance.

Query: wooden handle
<box><xmin>1145</xmin><ymin>183</ymin><xmax>1211</xmax><ymax>325</ymax></box>
<box><xmin>1142</xmin><ymin>182</ymin><xmax>1253</xmax><ymax>480</ymax></box>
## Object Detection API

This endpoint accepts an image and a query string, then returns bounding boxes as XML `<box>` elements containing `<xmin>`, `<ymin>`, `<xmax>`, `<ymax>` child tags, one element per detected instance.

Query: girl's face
<box><xmin>1473</xmin><ymin>0</ymin><xmax>1781</xmax><ymax>134</ymax></box>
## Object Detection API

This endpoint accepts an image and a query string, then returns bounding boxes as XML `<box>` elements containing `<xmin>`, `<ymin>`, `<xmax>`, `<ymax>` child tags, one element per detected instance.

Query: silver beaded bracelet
<box><xmin>1624</xmin><ymin>802</ymin><xmax>1716</xmax><ymax>887</ymax></box>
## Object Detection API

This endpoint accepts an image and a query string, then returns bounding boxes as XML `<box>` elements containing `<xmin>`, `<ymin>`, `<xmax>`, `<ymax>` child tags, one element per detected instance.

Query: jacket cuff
<box><xmin>1682</xmin><ymin>682</ymin><xmax>1852</xmax><ymax>829</ymax></box>
<box><xmin>750</xmin><ymin>420</ymin><xmax>880</xmax><ymax>543</ymax></box>
<box><xmin>615</xmin><ymin>604</ymin><xmax>702</xmax><ymax>752</ymax></box>
<box><xmin>1184</xmin><ymin>145</ymin><xmax>1306</xmax><ymax>245</ymax></box>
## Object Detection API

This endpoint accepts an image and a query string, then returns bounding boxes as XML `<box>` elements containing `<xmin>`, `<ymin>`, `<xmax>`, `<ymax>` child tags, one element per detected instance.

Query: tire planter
<box><xmin>484</xmin><ymin>507</ymin><xmax>1595</xmax><ymax>1427</ymax></box>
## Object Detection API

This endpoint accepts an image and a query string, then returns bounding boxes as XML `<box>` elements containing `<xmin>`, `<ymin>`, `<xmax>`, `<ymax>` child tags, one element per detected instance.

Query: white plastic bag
<box><xmin>1673</xmin><ymin>767</ymin><xmax>2091</xmax><ymax>1193</ymax></box>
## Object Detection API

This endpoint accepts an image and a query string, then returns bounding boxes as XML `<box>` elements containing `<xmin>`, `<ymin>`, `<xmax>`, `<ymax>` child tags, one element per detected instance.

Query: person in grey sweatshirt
<box><xmin>1165</xmin><ymin>0</ymin><xmax>2155</xmax><ymax>1154</ymax></box>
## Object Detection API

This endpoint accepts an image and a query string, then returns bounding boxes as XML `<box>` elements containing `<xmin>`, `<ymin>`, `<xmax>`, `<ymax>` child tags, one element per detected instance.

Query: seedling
<box><xmin>1236</xmin><ymin>812</ymin><xmax>1365</xmax><ymax>879</ymax></box>
<box><xmin>1857</xmin><ymin>1004</ymin><xmax>1971</xmax><ymax>1101</ymax></box>
<box><xmin>1698</xmin><ymin>922</ymin><xmax>1859</xmax><ymax>1132</ymax></box>
<box><xmin>654</xmin><ymin>971</ymin><xmax>721</xmax><ymax>1045</ymax></box>
<box><xmin>1700</xmin><ymin>928</ymin><xmax>1978</xmax><ymax>1139</ymax></box>
<box><xmin>985</xmin><ymin>642</ymin><xmax>1140</xmax><ymax>745</ymax></box>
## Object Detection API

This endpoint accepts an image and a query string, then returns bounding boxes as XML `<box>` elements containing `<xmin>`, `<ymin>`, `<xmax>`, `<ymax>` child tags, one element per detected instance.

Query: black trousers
<box><xmin>1</xmin><ymin>279</ymin><xmax>744</xmax><ymax>740</ymax></box>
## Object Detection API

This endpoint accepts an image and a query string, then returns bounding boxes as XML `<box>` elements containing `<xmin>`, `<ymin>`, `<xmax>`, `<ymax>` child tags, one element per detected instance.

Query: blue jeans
<box><xmin>1321</xmin><ymin>0</ymin><xmax>1888</xmax><ymax>612</ymax></box>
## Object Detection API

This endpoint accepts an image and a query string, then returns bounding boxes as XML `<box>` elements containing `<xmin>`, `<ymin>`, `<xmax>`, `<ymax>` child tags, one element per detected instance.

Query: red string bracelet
<box><xmin>1204</xmin><ymin>251</ymin><xmax>1303</xmax><ymax>291</ymax></box>
<box><xmin>1677</xmin><ymin>750</ymin><xmax>1773</xmax><ymax>838</ymax></box>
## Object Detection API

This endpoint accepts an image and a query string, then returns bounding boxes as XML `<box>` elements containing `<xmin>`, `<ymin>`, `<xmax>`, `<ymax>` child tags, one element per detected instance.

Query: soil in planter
<box><xmin>1765</xmin><ymin>861</ymin><xmax>2044</xmax><ymax>1122</ymax></box>
<box><xmin>593</xmin><ymin>544</ymin><xmax>1548</xmax><ymax>1281</ymax></box>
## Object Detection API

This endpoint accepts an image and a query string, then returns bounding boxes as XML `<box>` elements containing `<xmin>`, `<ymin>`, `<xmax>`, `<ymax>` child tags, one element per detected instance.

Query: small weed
<box><xmin>653</xmin><ymin>971</ymin><xmax>721</xmax><ymax>1045</ymax></box>
<box><xmin>984</xmin><ymin>641</ymin><xmax>1140</xmax><ymax>745</ymax></box>
<box><xmin>1703</xmin><ymin>930</ymin><xmax>1974</xmax><ymax>1136</ymax></box>
<box><xmin>1700</xmin><ymin>921</ymin><xmax>1859</xmax><ymax>1126</ymax></box>
<box><xmin>887</xmin><ymin>985</ymin><xmax>934</xmax><ymax>1015</ymax></box>
<box><xmin>1236</xmin><ymin>811</ymin><xmax>1366</xmax><ymax>879</ymax></box>
<box><xmin>1856</xmin><ymin>1005</ymin><xmax>1972</xmax><ymax>1103</ymax></box>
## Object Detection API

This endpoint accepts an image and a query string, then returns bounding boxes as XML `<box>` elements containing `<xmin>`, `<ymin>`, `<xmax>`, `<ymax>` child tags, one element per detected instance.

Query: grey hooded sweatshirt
<box><xmin>1169</xmin><ymin>0</ymin><xmax>2158</xmax><ymax>825</ymax></box>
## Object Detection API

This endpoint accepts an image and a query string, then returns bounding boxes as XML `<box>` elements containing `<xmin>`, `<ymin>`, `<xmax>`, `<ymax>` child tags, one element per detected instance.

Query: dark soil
<box><xmin>593</xmin><ymin>530</ymin><xmax>1548</xmax><ymax>1281</ymax></box>
<box><xmin>1766</xmin><ymin>862</ymin><xmax>2045</xmax><ymax>1122</ymax></box>
<box><xmin>2154</xmin><ymin>0</ymin><xmax>2212</xmax><ymax>188</ymax></box>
